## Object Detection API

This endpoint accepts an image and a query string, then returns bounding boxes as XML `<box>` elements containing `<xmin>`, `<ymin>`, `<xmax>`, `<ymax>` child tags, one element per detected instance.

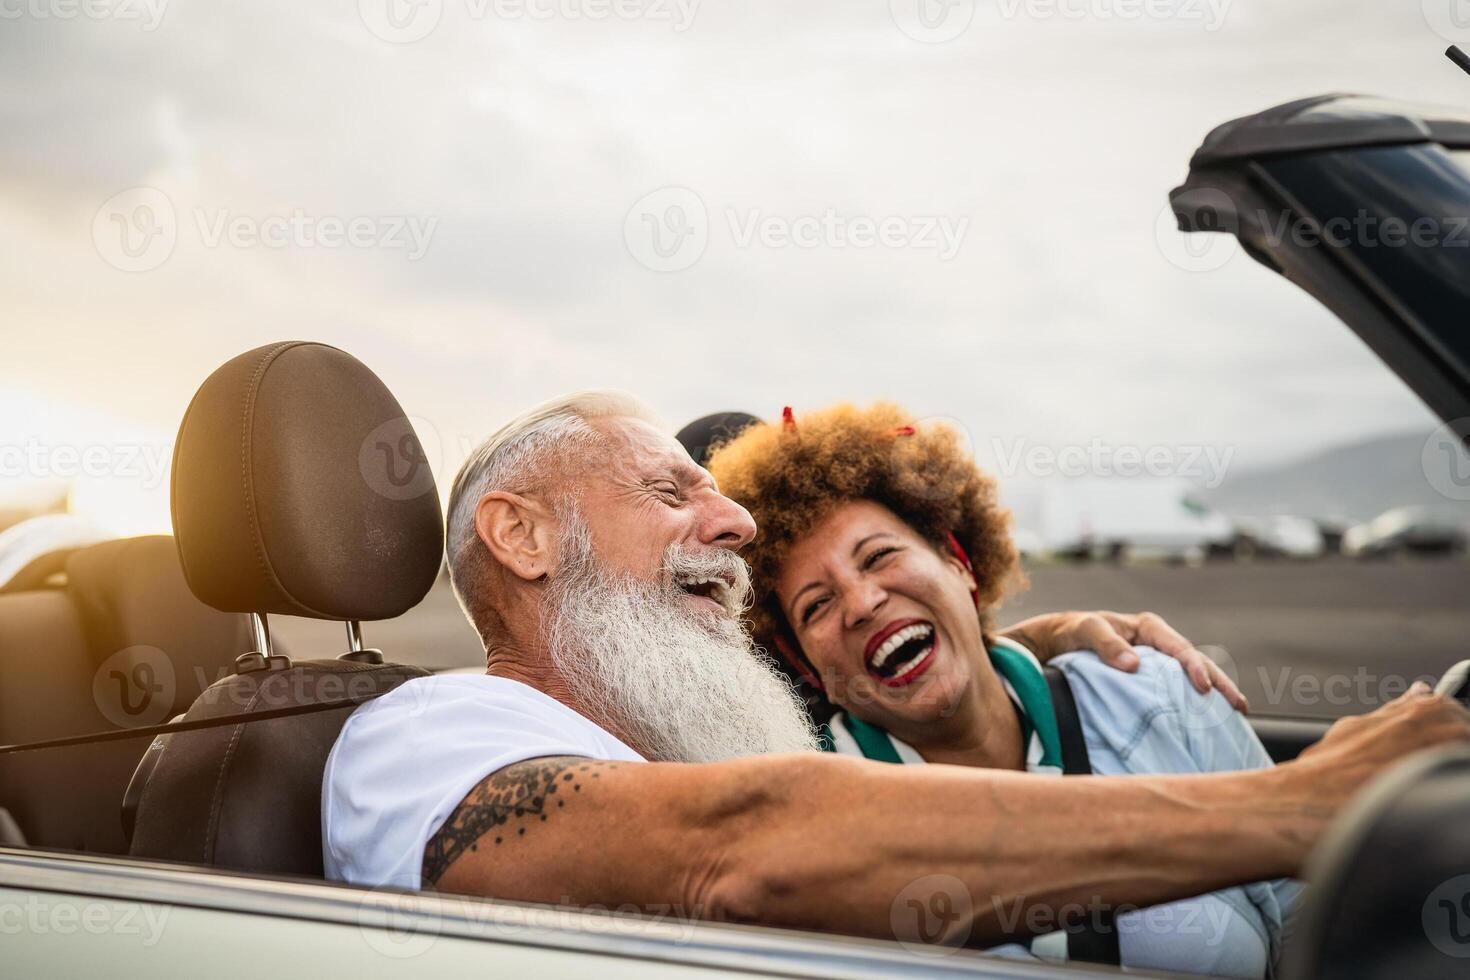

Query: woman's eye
<box><xmin>801</xmin><ymin>596</ymin><xmax>829</xmax><ymax>624</ymax></box>
<box><xmin>863</xmin><ymin>546</ymin><xmax>898</xmax><ymax>568</ymax></box>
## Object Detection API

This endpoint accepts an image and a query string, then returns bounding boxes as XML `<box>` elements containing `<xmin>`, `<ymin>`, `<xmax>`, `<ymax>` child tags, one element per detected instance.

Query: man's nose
<box><xmin>699</xmin><ymin>491</ymin><xmax>757</xmax><ymax>550</ymax></box>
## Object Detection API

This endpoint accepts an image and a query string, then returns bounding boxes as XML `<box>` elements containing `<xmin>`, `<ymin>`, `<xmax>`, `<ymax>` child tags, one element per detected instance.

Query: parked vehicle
<box><xmin>1026</xmin><ymin>478</ymin><xmax>1234</xmax><ymax>563</ymax></box>
<box><xmin>1343</xmin><ymin>506</ymin><xmax>1470</xmax><ymax>558</ymax></box>
<box><xmin>1311</xmin><ymin>517</ymin><xmax>1352</xmax><ymax>556</ymax></box>
<box><xmin>1228</xmin><ymin>515</ymin><xmax>1325</xmax><ymax>560</ymax></box>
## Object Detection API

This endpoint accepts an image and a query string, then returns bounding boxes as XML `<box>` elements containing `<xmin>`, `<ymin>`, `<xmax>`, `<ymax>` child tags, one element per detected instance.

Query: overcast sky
<box><xmin>3</xmin><ymin>0</ymin><xmax>1466</xmax><ymax>532</ymax></box>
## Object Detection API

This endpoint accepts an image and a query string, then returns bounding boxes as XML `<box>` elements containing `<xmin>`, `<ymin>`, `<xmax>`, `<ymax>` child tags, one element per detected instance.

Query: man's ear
<box><xmin>474</xmin><ymin>491</ymin><xmax>555</xmax><ymax>582</ymax></box>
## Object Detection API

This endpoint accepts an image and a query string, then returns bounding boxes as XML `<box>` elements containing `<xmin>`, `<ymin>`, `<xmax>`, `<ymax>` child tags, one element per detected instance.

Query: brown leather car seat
<box><xmin>0</xmin><ymin>535</ymin><xmax>254</xmax><ymax>853</ymax></box>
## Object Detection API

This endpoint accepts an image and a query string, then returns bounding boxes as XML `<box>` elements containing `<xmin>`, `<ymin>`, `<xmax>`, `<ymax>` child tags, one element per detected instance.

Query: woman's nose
<box><xmin>842</xmin><ymin>578</ymin><xmax>887</xmax><ymax>629</ymax></box>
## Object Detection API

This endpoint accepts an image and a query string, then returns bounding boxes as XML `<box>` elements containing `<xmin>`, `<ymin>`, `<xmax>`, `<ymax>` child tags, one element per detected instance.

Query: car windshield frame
<box><xmin>1173</xmin><ymin>105</ymin><xmax>1470</xmax><ymax>429</ymax></box>
<box><xmin>1254</xmin><ymin>143</ymin><xmax>1470</xmax><ymax>391</ymax></box>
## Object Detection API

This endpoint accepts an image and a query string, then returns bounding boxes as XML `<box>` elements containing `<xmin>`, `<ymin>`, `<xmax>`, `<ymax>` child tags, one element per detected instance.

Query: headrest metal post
<box><xmin>338</xmin><ymin>619</ymin><xmax>383</xmax><ymax>665</ymax></box>
<box><xmin>251</xmin><ymin>612</ymin><xmax>272</xmax><ymax>656</ymax></box>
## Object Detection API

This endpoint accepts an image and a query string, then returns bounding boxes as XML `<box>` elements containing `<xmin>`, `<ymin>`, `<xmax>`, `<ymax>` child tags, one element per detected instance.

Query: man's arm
<box><xmin>998</xmin><ymin>609</ymin><xmax>1250</xmax><ymax>712</ymax></box>
<box><xmin>425</xmin><ymin>687</ymin><xmax>1469</xmax><ymax>947</ymax></box>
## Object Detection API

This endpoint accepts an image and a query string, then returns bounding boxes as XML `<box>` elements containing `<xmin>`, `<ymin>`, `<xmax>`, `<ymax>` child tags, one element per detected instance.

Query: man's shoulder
<box><xmin>335</xmin><ymin>672</ymin><xmax>642</xmax><ymax>761</ymax></box>
<box><xmin>321</xmin><ymin>671</ymin><xmax>643</xmax><ymax>885</ymax></box>
<box><xmin>1052</xmin><ymin>645</ymin><xmax>1183</xmax><ymax>688</ymax></box>
<box><xmin>1049</xmin><ymin>647</ymin><xmax>1219</xmax><ymax>732</ymax></box>
<box><xmin>1051</xmin><ymin>647</ymin><xmax>1255</xmax><ymax>769</ymax></box>
<box><xmin>348</xmin><ymin>672</ymin><xmax>571</xmax><ymax>724</ymax></box>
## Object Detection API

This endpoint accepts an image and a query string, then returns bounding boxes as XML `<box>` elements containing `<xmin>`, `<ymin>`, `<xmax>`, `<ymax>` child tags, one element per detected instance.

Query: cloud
<box><xmin>0</xmin><ymin>0</ymin><xmax>1450</xmax><ymax>507</ymax></box>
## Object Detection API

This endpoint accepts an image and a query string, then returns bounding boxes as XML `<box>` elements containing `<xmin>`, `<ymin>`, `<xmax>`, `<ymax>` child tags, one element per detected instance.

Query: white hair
<box><xmin>445</xmin><ymin>390</ymin><xmax>661</xmax><ymax>639</ymax></box>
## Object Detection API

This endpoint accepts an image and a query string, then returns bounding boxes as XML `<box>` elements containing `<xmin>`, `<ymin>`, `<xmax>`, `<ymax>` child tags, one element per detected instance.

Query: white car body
<box><xmin>2</xmin><ymin>848</ymin><xmax>1080</xmax><ymax>979</ymax></box>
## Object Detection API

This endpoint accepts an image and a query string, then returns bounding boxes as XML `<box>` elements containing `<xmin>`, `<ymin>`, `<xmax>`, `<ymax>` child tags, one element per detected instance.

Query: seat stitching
<box><xmin>236</xmin><ymin>342</ymin><xmax>343</xmax><ymax>619</ymax></box>
<box><xmin>202</xmin><ymin>680</ymin><xmax>269</xmax><ymax>863</ymax></box>
<box><xmin>240</xmin><ymin>343</ymin><xmax>295</xmax><ymax>609</ymax></box>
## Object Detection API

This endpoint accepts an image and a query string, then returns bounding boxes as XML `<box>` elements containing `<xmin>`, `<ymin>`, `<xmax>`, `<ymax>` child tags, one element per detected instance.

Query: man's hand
<box><xmin>997</xmin><ymin>609</ymin><xmax>1249</xmax><ymax>713</ymax></box>
<box><xmin>1296</xmin><ymin>682</ymin><xmax>1470</xmax><ymax>801</ymax></box>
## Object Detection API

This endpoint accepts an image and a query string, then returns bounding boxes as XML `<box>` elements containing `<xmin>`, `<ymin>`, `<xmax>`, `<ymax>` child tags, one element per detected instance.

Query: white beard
<box><xmin>545</xmin><ymin>508</ymin><xmax>818</xmax><ymax>763</ymax></box>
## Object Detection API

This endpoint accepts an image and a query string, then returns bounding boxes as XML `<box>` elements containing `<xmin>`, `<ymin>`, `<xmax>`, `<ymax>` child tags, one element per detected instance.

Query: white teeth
<box><xmin>676</xmin><ymin>574</ymin><xmax>731</xmax><ymax>611</ymax></box>
<box><xmin>869</xmin><ymin>623</ymin><xmax>934</xmax><ymax>669</ymax></box>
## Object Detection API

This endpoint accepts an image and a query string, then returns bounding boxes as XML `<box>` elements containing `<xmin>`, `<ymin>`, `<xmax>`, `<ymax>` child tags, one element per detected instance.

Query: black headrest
<box><xmin>676</xmin><ymin>411</ymin><xmax>762</xmax><ymax>468</ymax></box>
<box><xmin>171</xmin><ymin>342</ymin><xmax>443</xmax><ymax>621</ymax></box>
<box><xmin>1283</xmin><ymin>746</ymin><xmax>1470</xmax><ymax>980</ymax></box>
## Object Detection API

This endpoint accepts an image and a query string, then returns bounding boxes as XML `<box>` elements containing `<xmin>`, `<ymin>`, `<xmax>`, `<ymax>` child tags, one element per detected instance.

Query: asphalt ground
<box><xmin>273</xmin><ymin>556</ymin><xmax>1470</xmax><ymax>723</ymax></box>
<box><xmin>1004</xmin><ymin>557</ymin><xmax>1470</xmax><ymax>720</ymax></box>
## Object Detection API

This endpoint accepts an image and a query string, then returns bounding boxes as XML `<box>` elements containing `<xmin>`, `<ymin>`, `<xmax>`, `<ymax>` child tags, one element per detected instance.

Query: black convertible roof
<box><xmin>1189</xmin><ymin>94</ymin><xmax>1470</xmax><ymax>167</ymax></box>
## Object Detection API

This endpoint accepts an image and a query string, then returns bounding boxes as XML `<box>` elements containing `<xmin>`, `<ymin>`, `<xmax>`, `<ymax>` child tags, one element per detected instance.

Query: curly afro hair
<box><xmin>706</xmin><ymin>402</ymin><xmax>1025</xmax><ymax>705</ymax></box>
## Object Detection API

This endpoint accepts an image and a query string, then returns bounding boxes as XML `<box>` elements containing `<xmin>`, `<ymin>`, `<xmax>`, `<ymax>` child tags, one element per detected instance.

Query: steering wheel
<box><xmin>1434</xmin><ymin>659</ymin><xmax>1470</xmax><ymax>705</ymax></box>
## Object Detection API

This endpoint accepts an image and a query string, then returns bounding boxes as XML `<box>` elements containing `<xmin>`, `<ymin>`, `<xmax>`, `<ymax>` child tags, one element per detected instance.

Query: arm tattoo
<box><xmin>421</xmin><ymin>755</ymin><xmax>619</xmax><ymax>887</ymax></box>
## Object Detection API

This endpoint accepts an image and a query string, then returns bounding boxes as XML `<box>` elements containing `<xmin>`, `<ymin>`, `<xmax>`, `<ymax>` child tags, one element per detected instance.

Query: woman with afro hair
<box><xmin>707</xmin><ymin>402</ymin><xmax>1300</xmax><ymax>977</ymax></box>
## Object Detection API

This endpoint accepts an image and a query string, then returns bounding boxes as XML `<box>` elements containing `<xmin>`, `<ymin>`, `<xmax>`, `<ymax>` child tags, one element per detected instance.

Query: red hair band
<box><xmin>780</xmin><ymin>408</ymin><xmax>917</xmax><ymax>438</ymax></box>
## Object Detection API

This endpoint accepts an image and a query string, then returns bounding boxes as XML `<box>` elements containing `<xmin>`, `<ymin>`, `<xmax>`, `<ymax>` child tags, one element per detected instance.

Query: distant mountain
<box><xmin>1203</xmin><ymin>430</ymin><xmax>1470</xmax><ymax>523</ymax></box>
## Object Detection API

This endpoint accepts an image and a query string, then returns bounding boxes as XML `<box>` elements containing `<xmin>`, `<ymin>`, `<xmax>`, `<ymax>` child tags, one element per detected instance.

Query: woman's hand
<box><xmin>997</xmin><ymin>610</ymin><xmax>1249</xmax><ymax>713</ymax></box>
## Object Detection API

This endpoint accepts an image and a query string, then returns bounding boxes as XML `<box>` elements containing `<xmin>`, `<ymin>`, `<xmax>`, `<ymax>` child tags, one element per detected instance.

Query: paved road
<box><xmin>1006</xmin><ymin>557</ymin><xmax>1470</xmax><ymax>720</ymax></box>
<box><xmin>275</xmin><ymin>557</ymin><xmax>1470</xmax><ymax>722</ymax></box>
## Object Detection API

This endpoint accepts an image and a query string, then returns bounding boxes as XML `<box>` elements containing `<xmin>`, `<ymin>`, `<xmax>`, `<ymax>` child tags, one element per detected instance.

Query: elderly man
<box><xmin>323</xmin><ymin>391</ymin><xmax>1470</xmax><ymax>949</ymax></box>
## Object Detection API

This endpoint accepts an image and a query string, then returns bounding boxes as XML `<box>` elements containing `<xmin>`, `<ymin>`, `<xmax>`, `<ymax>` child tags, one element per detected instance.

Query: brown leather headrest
<box><xmin>171</xmin><ymin>342</ymin><xmax>443</xmax><ymax>621</ymax></box>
